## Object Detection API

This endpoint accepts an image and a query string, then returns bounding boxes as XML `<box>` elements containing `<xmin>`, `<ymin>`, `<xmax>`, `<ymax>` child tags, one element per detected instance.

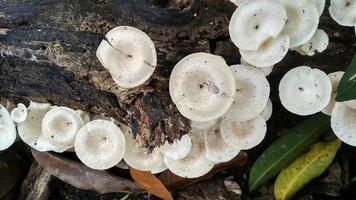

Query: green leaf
<box><xmin>249</xmin><ymin>113</ymin><xmax>330</xmax><ymax>191</ymax></box>
<box><xmin>336</xmin><ymin>54</ymin><xmax>356</xmax><ymax>101</ymax></box>
<box><xmin>274</xmin><ymin>139</ymin><xmax>341</xmax><ymax>200</ymax></box>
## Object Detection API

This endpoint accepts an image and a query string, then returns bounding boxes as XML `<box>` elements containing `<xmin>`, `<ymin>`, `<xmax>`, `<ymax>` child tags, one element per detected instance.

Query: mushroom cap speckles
<box><xmin>74</xmin><ymin>120</ymin><xmax>126</xmax><ymax>170</ymax></box>
<box><xmin>229</xmin><ymin>0</ymin><xmax>287</xmax><ymax>51</ymax></box>
<box><xmin>160</xmin><ymin>134</ymin><xmax>192</xmax><ymax>160</ymax></box>
<box><xmin>224</xmin><ymin>65</ymin><xmax>270</xmax><ymax>122</ymax></box>
<box><xmin>278</xmin><ymin>0</ymin><xmax>320</xmax><ymax>48</ymax></box>
<box><xmin>220</xmin><ymin>115</ymin><xmax>267</xmax><ymax>150</ymax></box>
<box><xmin>169</xmin><ymin>53</ymin><xmax>236</xmax><ymax>122</ymax></box>
<box><xmin>11</xmin><ymin>103</ymin><xmax>27</xmax><ymax>123</ymax></box>
<box><xmin>329</xmin><ymin>0</ymin><xmax>356</xmax><ymax>27</ymax></box>
<box><xmin>96</xmin><ymin>26</ymin><xmax>157</xmax><ymax>88</ymax></box>
<box><xmin>279</xmin><ymin>66</ymin><xmax>332</xmax><ymax>116</ymax></box>
<box><xmin>0</xmin><ymin>105</ymin><xmax>16</xmax><ymax>150</ymax></box>
<box><xmin>164</xmin><ymin>129</ymin><xmax>214</xmax><ymax>178</ymax></box>
<box><xmin>331</xmin><ymin>103</ymin><xmax>356</xmax><ymax>146</ymax></box>
<box><xmin>240</xmin><ymin>34</ymin><xmax>290</xmax><ymax>67</ymax></box>
<box><xmin>298</xmin><ymin>29</ymin><xmax>329</xmax><ymax>56</ymax></box>
<box><xmin>322</xmin><ymin>71</ymin><xmax>344</xmax><ymax>116</ymax></box>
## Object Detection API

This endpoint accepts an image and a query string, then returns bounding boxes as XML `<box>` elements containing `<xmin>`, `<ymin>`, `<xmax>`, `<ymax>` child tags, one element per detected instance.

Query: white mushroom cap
<box><xmin>261</xmin><ymin>99</ymin><xmax>273</xmax><ymax>121</ymax></box>
<box><xmin>298</xmin><ymin>29</ymin><xmax>329</xmax><ymax>56</ymax></box>
<box><xmin>224</xmin><ymin>65</ymin><xmax>270</xmax><ymax>122</ymax></box>
<box><xmin>240</xmin><ymin>34</ymin><xmax>290</xmax><ymax>67</ymax></box>
<box><xmin>190</xmin><ymin>119</ymin><xmax>217</xmax><ymax>130</ymax></box>
<box><xmin>42</xmin><ymin>107</ymin><xmax>84</xmax><ymax>152</ymax></box>
<box><xmin>92</xmin><ymin>114</ymin><xmax>118</xmax><ymax>125</ymax></box>
<box><xmin>151</xmin><ymin>162</ymin><xmax>168</xmax><ymax>174</ymax></box>
<box><xmin>344</xmin><ymin>100</ymin><xmax>356</xmax><ymax>110</ymax></box>
<box><xmin>164</xmin><ymin>129</ymin><xmax>214</xmax><ymax>178</ymax></box>
<box><xmin>203</xmin><ymin>122</ymin><xmax>240</xmax><ymax>163</ymax></box>
<box><xmin>240</xmin><ymin>58</ymin><xmax>274</xmax><ymax>76</ymax></box>
<box><xmin>329</xmin><ymin>0</ymin><xmax>356</xmax><ymax>27</ymax></box>
<box><xmin>74</xmin><ymin>119</ymin><xmax>126</xmax><ymax>170</ymax></box>
<box><xmin>279</xmin><ymin>66</ymin><xmax>332</xmax><ymax>116</ymax></box>
<box><xmin>169</xmin><ymin>53</ymin><xmax>236</xmax><ymax>122</ymax></box>
<box><xmin>0</xmin><ymin>105</ymin><xmax>16</xmax><ymax>150</ymax></box>
<box><xmin>11</xmin><ymin>103</ymin><xmax>27</xmax><ymax>123</ymax></box>
<box><xmin>278</xmin><ymin>0</ymin><xmax>319</xmax><ymax>48</ymax></box>
<box><xmin>229</xmin><ymin>0</ymin><xmax>287</xmax><ymax>51</ymax></box>
<box><xmin>331</xmin><ymin>102</ymin><xmax>356</xmax><ymax>146</ymax></box>
<box><xmin>311</xmin><ymin>0</ymin><xmax>325</xmax><ymax>16</ymax></box>
<box><xmin>230</xmin><ymin>0</ymin><xmax>245</xmax><ymax>6</ymax></box>
<box><xmin>96</xmin><ymin>26</ymin><xmax>157</xmax><ymax>88</ymax></box>
<box><xmin>76</xmin><ymin>110</ymin><xmax>90</xmax><ymax>124</ymax></box>
<box><xmin>160</xmin><ymin>134</ymin><xmax>192</xmax><ymax>160</ymax></box>
<box><xmin>322</xmin><ymin>71</ymin><xmax>344</xmax><ymax>115</ymax></box>
<box><xmin>220</xmin><ymin>115</ymin><xmax>267</xmax><ymax>150</ymax></box>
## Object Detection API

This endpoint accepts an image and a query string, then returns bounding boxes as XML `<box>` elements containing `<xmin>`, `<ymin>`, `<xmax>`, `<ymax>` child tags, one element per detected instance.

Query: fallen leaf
<box><xmin>336</xmin><ymin>53</ymin><xmax>356</xmax><ymax>101</ymax></box>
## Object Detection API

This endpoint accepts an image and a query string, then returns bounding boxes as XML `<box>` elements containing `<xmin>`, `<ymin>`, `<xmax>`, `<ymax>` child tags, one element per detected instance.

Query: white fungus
<box><xmin>297</xmin><ymin>29</ymin><xmax>329</xmax><ymax>56</ymax></box>
<box><xmin>331</xmin><ymin>102</ymin><xmax>356</xmax><ymax>146</ymax></box>
<box><xmin>279</xmin><ymin>66</ymin><xmax>332</xmax><ymax>116</ymax></box>
<box><xmin>0</xmin><ymin>105</ymin><xmax>16</xmax><ymax>151</ymax></box>
<box><xmin>240</xmin><ymin>58</ymin><xmax>274</xmax><ymax>76</ymax></box>
<box><xmin>190</xmin><ymin>119</ymin><xmax>218</xmax><ymax>130</ymax></box>
<box><xmin>11</xmin><ymin>103</ymin><xmax>27</xmax><ymax>123</ymax></box>
<box><xmin>329</xmin><ymin>0</ymin><xmax>356</xmax><ymax>27</ymax></box>
<box><xmin>76</xmin><ymin>110</ymin><xmax>90</xmax><ymax>124</ymax></box>
<box><xmin>160</xmin><ymin>134</ymin><xmax>192</xmax><ymax>160</ymax></box>
<box><xmin>344</xmin><ymin>100</ymin><xmax>356</xmax><ymax>110</ymax></box>
<box><xmin>261</xmin><ymin>99</ymin><xmax>273</xmax><ymax>121</ymax></box>
<box><xmin>311</xmin><ymin>0</ymin><xmax>326</xmax><ymax>16</ymax></box>
<box><xmin>169</xmin><ymin>53</ymin><xmax>236</xmax><ymax>122</ymax></box>
<box><xmin>322</xmin><ymin>71</ymin><xmax>344</xmax><ymax>115</ymax></box>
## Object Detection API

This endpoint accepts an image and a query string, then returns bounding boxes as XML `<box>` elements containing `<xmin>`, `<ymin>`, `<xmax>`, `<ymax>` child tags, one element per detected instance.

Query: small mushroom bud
<box><xmin>329</xmin><ymin>0</ymin><xmax>356</xmax><ymax>27</ymax></box>
<box><xmin>11</xmin><ymin>103</ymin><xmax>27</xmax><ymax>123</ymax></box>
<box><xmin>160</xmin><ymin>134</ymin><xmax>192</xmax><ymax>160</ymax></box>
<box><xmin>331</xmin><ymin>103</ymin><xmax>356</xmax><ymax>146</ymax></box>
<box><xmin>0</xmin><ymin>105</ymin><xmax>16</xmax><ymax>150</ymax></box>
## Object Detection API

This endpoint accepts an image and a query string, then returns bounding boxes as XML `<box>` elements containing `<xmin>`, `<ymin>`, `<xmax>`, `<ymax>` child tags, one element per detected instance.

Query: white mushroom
<box><xmin>279</xmin><ymin>66</ymin><xmax>332</xmax><ymax>116</ymax></box>
<box><xmin>160</xmin><ymin>134</ymin><xmax>192</xmax><ymax>160</ymax></box>
<box><xmin>322</xmin><ymin>71</ymin><xmax>344</xmax><ymax>115</ymax></box>
<box><xmin>169</xmin><ymin>53</ymin><xmax>236</xmax><ymax>122</ymax></box>
<box><xmin>224</xmin><ymin>65</ymin><xmax>270</xmax><ymax>122</ymax></box>
<box><xmin>261</xmin><ymin>99</ymin><xmax>273</xmax><ymax>121</ymax></box>
<box><xmin>278</xmin><ymin>0</ymin><xmax>319</xmax><ymax>48</ymax></box>
<box><xmin>240</xmin><ymin>58</ymin><xmax>274</xmax><ymax>76</ymax></box>
<box><xmin>190</xmin><ymin>119</ymin><xmax>217</xmax><ymax>130</ymax></box>
<box><xmin>329</xmin><ymin>0</ymin><xmax>356</xmax><ymax>27</ymax></box>
<box><xmin>331</xmin><ymin>102</ymin><xmax>356</xmax><ymax>146</ymax></box>
<box><xmin>229</xmin><ymin>0</ymin><xmax>287</xmax><ymax>51</ymax></box>
<box><xmin>311</xmin><ymin>0</ymin><xmax>325</xmax><ymax>16</ymax></box>
<box><xmin>230</xmin><ymin>0</ymin><xmax>245</xmax><ymax>6</ymax></box>
<box><xmin>74</xmin><ymin>119</ymin><xmax>126</xmax><ymax>170</ymax></box>
<box><xmin>297</xmin><ymin>29</ymin><xmax>329</xmax><ymax>56</ymax></box>
<box><xmin>76</xmin><ymin>110</ymin><xmax>90</xmax><ymax>124</ymax></box>
<box><xmin>344</xmin><ymin>100</ymin><xmax>356</xmax><ymax>110</ymax></box>
<box><xmin>0</xmin><ymin>105</ymin><xmax>16</xmax><ymax>150</ymax></box>
<box><xmin>220</xmin><ymin>116</ymin><xmax>267</xmax><ymax>150</ymax></box>
<box><xmin>96</xmin><ymin>26</ymin><xmax>157</xmax><ymax>88</ymax></box>
<box><xmin>11</xmin><ymin>103</ymin><xmax>27</xmax><ymax>123</ymax></box>
<box><xmin>42</xmin><ymin>107</ymin><xmax>84</xmax><ymax>152</ymax></box>
<box><xmin>239</xmin><ymin>34</ymin><xmax>290</xmax><ymax>67</ymax></box>
<box><xmin>164</xmin><ymin>129</ymin><xmax>214</xmax><ymax>178</ymax></box>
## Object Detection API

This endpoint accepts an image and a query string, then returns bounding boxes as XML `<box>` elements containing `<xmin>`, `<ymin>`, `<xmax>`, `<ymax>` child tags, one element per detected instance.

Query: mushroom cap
<box><xmin>240</xmin><ymin>58</ymin><xmax>274</xmax><ymax>76</ymax></box>
<box><xmin>298</xmin><ymin>29</ymin><xmax>329</xmax><ymax>56</ymax></box>
<box><xmin>322</xmin><ymin>71</ymin><xmax>344</xmax><ymax>115</ymax></box>
<box><xmin>331</xmin><ymin>102</ymin><xmax>356</xmax><ymax>146</ymax></box>
<box><xmin>190</xmin><ymin>119</ymin><xmax>218</xmax><ymax>130</ymax></box>
<box><xmin>203</xmin><ymin>121</ymin><xmax>241</xmax><ymax>163</ymax></box>
<box><xmin>344</xmin><ymin>100</ymin><xmax>356</xmax><ymax>110</ymax></box>
<box><xmin>11</xmin><ymin>103</ymin><xmax>28</xmax><ymax>123</ymax></box>
<box><xmin>278</xmin><ymin>0</ymin><xmax>319</xmax><ymax>48</ymax></box>
<box><xmin>164</xmin><ymin>129</ymin><xmax>214</xmax><ymax>178</ymax></box>
<box><xmin>160</xmin><ymin>134</ymin><xmax>192</xmax><ymax>160</ymax></box>
<box><xmin>224</xmin><ymin>65</ymin><xmax>270</xmax><ymax>122</ymax></box>
<box><xmin>279</xmin><ymin>66</ymin><xmax>332</xmax><ymax>116</ymax></box>
<box><xmin>261</xmin><ymin>99</ymin><xmax>273</xmax><ymax>121</ymax></box>
<box><xmin>74</xmin><ymin>119</ymin><xmax>126</xmax><ymax>170</ymax></box>
<box><xmin>311</xmin><ymin>0</ymin><xmax>325</xmax><ymax>16</ymax></box>
<box><xmin>96</xmin><ymin>26</ymin><xmax>157</xmax><ymax>88</ymax></box>
<box><xmin>240</xmin><ymin>34</ymin><xmax>290</xmax><ymax>67</ymax></box>
<box><xmin>229</xmin><ymin>0</ymin><xmax>287</xmax><ymax>51</ymax></box>
<box><xmin>42</xmin><ymin>107</ymin><xmax>84</xmax><ymax>152</ymax></box>
<box><xmin>169</xmin><ymin>53</ymin><xmax>236</xmax><ymax>122</ymax></box>
<box><xmin>220</xmin><ymin>115</ymin><xmax>267</xmax><ymax>150</ymax></box>
<box><xmin>329</xmin><ymin>0</ymin><xmax>356</xmax><ymax>27</ymax></box>
<box><xmin>230</xmin><ymin>0</ymin><xmax>245</xmax><ymax>6</ymax></box>
<box><xmin>0</xmin><ymin>105</ymin><xmax>16</xmax><ymax>150</ymax></box>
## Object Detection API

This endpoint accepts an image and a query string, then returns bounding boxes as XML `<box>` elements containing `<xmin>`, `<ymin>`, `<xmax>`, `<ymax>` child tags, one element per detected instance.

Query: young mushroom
<box><xmin>74</xmin><ymin>119</ymin><xmax>126</xmax><ymax>170</ymax></box>
<box><xmin>331</xmin><ymin>103</ymin><xmax>356</xmax><ymax>146</ymax></box>
<box><xmin>296</xmin><ymin>29</ymin><xmax>329</xmax><ymax>56</ymax></box>
<box><xmin>169</xmin><ymin>53</ymin><xmax>236</xmax><ymax>122</ymax></box>
<box><xmin>279</xmin><ymin>66</ymin><xmax>332</xmax><ymax>116</ymax></box>
<box><xmin>329</xmin><ymin>0</ymin><xmax>356</xmax><ymax>27</ymax></box>
<box><xmin>322</xmin><ymin>71</ymin><xmax>344</xmax><ymax>115</ymax></box>
<box><xmin>96</xmin><ymin>26</ymin><xmax>157</xmax><ymax>88</ymax></box>
<box><xmin>229</xmin><ymin>0</ymin><xmax>287</xmax><ymax>51</ymax></box>
<box><xmin>11</xmin><ymin>103</ymin><xmax>28</xmax><ymax>123</ymax></box>
<box><xmin>160</xmin><ymin>134</ymin><xmax>192</xmax><ymax>160</ymax></box>
<box><xmin>0</xmin><ymin>105</ymin><xmax>16</xmax><ymax>151</ymax></box>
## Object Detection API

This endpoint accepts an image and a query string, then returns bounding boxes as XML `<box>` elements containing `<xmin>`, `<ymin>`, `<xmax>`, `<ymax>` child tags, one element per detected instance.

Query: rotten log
<box><xmin>0</xmin><ymin>0</ymin><xmax>355</xmax><ymax>149</ymax></box>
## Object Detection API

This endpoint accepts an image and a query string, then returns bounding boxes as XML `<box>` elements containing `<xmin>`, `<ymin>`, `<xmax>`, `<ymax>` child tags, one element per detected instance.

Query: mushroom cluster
<box><xmin>329</xmin><ymin>0</ymin><xmax>356</xmax><ymax>35</ymax></box>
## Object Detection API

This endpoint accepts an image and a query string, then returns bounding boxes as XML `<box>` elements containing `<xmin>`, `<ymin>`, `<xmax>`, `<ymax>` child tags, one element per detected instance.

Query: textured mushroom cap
<box><xmin>322</xmin><ymin>71</ymin><xmax>344</xmax><ymax>115</ymax></box>
<box><xmin>240</xmin><ymin>35</ymin><xmax>290</xmax><ymax>67</ymax></box>
<box><xmin>0</xmin><ymin>105</ymin><xmax>16</xmax><ymax>150</ymax></box>
<box><xmin>344</xmin><ymin>100</ymin><xmax>356</xmax><ymax>110</ymax></box>
<box><xmin>240</xmin><ymin>58</ymin><xmax>274</xmax><ymax>76</ymax></box>
<box><xmin>190</xmin><ymin>119</ymin><xmax>217</xmax><ymax>130</ymax></box>
<box><xmin>261</xmin><ymin>99</ymin><xmax>273</xmax><ymax>121</ymax></box>
<box><xmin>311</xmin><ymin>0</ymin><xmax>325</xmax><ymax>16</ymax></box>
<box><xmin>74</xmin><ymin>120</ymin><xmax>126</xmax><ymax>170</ymax></box>
<box><xmin>220</xmin><ymin>116</ymin><xmax>267</xmax><ymax>150</ymax></box>
<box><xmin>11</xmin><ymin>103</ymin><xmax>27</xmax><ymax>123</ymax></box>
<box><xmin>224</xmin><ymin>65</ymin><xmax>270</xmax><ymax>122</ymax></box>
<box><xmin>164</xmin><ymin>129</ymin><xmax>214</xmax><ymax>178</ymax></box>
<box><xmin>169</xmin><ymin>53</ymin><xmax>236</xmax><ymax>122</ymax></box>
<box><xmin>278</xmin><ymin>0</ymin><xmax>319</xmax><ymax>48</ymax></box>
<box><xmin>279</xmin><ymin>66</ymin><xmax>332</xmax><ymax>116</ymax></box>
<box><xmin>160</xmin><ymin>134</ymin><xmax>192</xmax><ymax>160</ymax></box>
<box><xmin>203</xmin><ymin>121</ymin><xmax>240</xmax><ymax>163</ymax></box>
<box><xmin>329</xmin><ymin>0</ymin><xmax>356</xmax><ymax>27</ymax></box>
<box><xmin>331</xmin><ymin>103</ymin><xmax>356</xmax><ymax>146</ymax></box>
<box><xmin>298</xmin><ymin>29</ymin><xmax>329</xmax><ymax>56</ymax></box>
<box><xmin>42</xmin><ymin>107</ymin><xmax>84</xmax><ymax>152</ymax></box>
<box><xmin>96</xmin><ymin>26</ymin><xmax>157</xmax><ymax>88</ymax></box>
<box><xmin>229</xmin><ymin>0</ymin><xmax>287</xmax><ymax>51</ymax></box>
<box><xmin>76</xmin><ymin>110</ymin><xmax>90</xmax><ymax>124</ymax></box>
